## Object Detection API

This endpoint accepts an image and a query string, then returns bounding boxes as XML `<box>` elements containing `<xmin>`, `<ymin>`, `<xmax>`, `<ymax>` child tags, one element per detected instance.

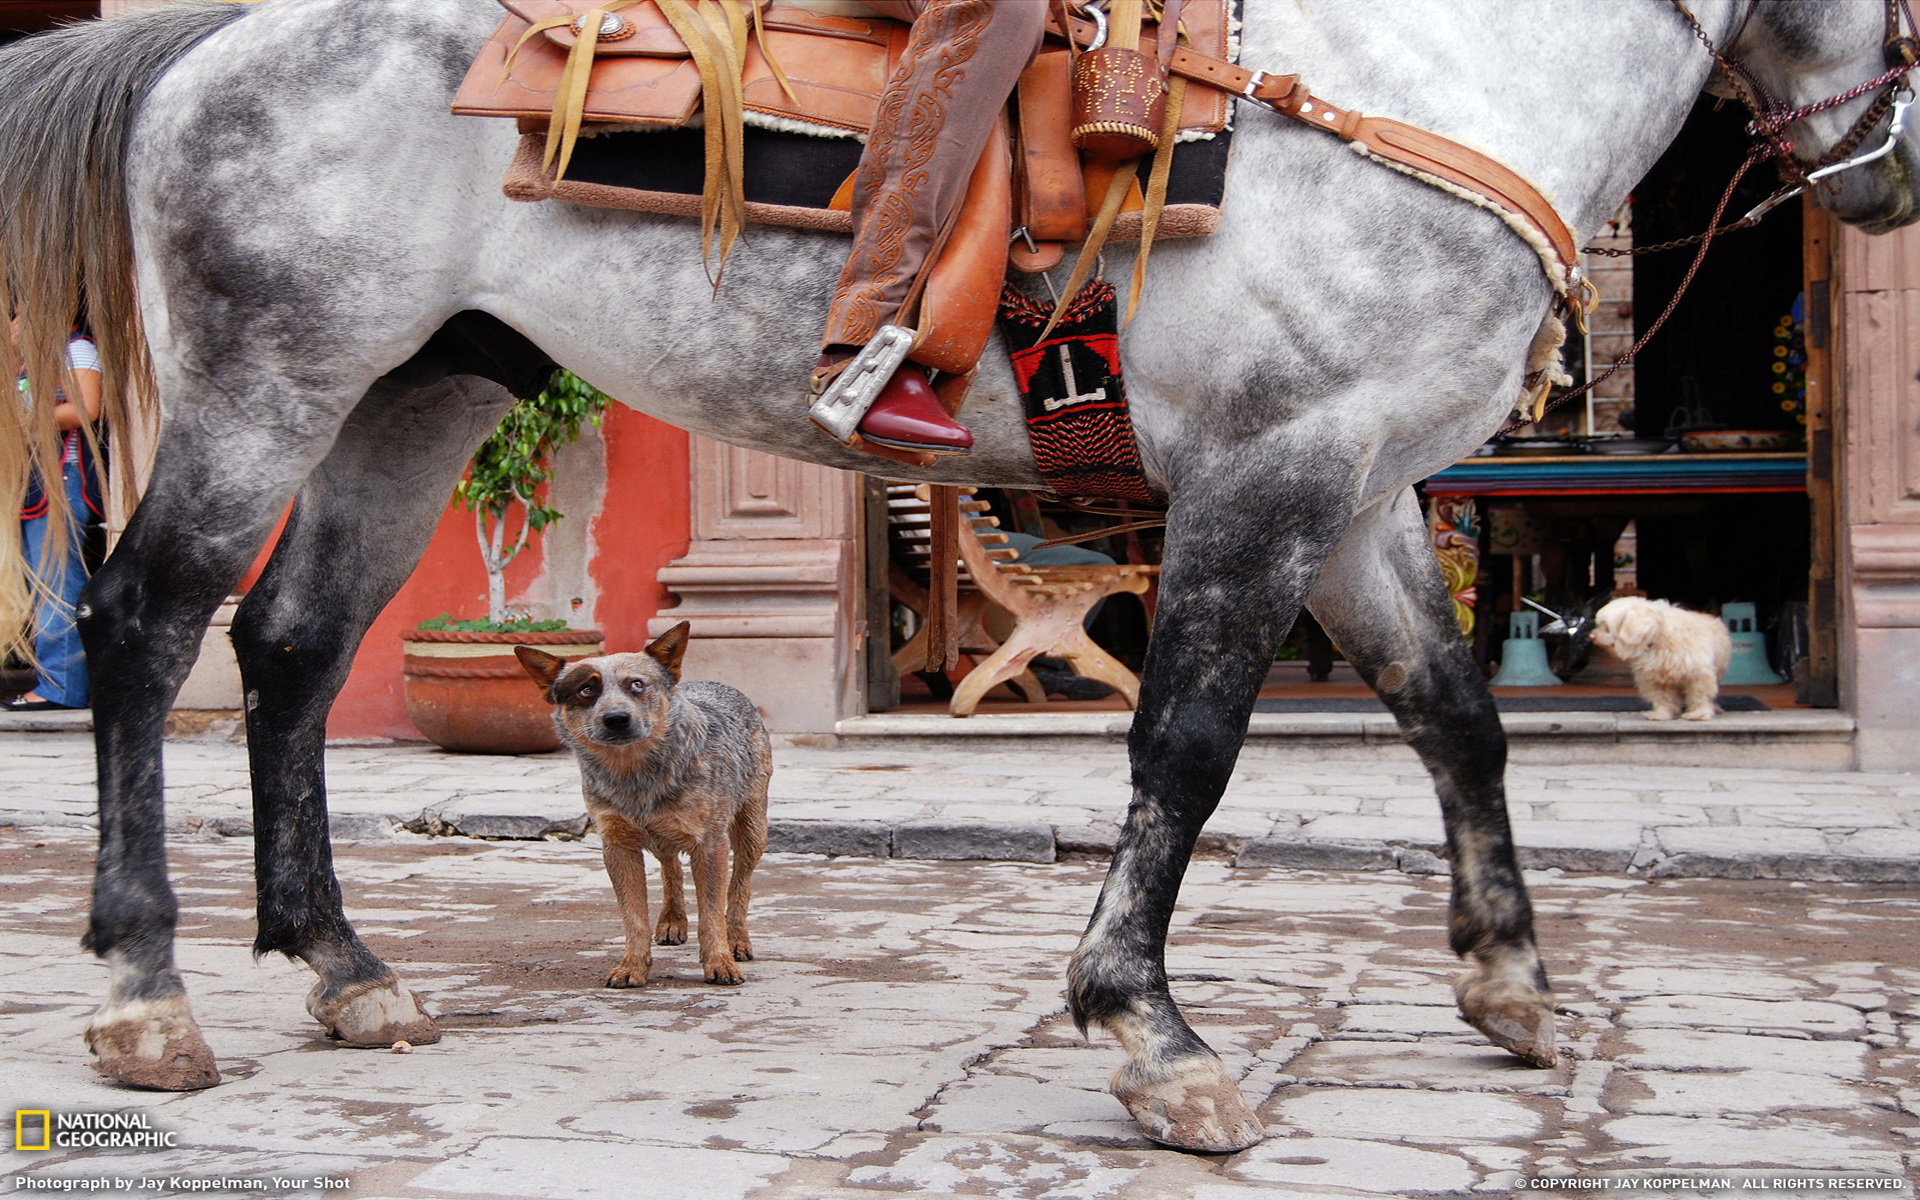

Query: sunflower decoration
<box><xmin>1770</xmin><ymin>298</ymin><xmax>1807</xmax><ymax>425</ymax></box>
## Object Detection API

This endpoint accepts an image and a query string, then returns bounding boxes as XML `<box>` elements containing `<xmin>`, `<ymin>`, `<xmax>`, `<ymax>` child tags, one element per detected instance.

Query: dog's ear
<box><xmin>515</xmin><ymin>646</ymin><xmax>567</xmax><ymax>695</ymax></box>
<box><xmin>646</xmin><ymin>621</ymin><xmax>691</xmax><ymax>681</ymax></box>
<box><xmin>1615</xmin><ymin>604</ymin><xmax>1658</xmax><ymax>656</ymax></box>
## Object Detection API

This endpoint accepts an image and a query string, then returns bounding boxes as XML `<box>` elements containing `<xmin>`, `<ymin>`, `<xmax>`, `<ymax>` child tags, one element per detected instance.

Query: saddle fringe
<box><xmin>506</xmin><ymin>0</ymin><xmax>789</xmax><ymax>280</ymax></box>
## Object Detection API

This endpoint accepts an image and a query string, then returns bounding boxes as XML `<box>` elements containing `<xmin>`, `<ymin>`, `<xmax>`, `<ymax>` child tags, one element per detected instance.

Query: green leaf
<box><xmin>450</xmin><ymin>369</ymin><xmax>612</xmax><ymax>567</ymax></box>
<box><xmin>414</xmin><ymin>614</ymin><xmax>574</xmax><ymax>633</ymax></box>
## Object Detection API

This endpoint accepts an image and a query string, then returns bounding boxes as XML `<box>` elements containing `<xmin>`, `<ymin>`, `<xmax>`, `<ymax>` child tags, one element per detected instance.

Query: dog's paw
<box><xmin>1681</xmin><ymin>708</ymin><xmax>1714</xmax><ymax>721</ymax></box>
<box><xmin>605</xmin><ymin>959</ymin><xmax>651</xmax><ymax>988</ymax></box>
<box><xmin>653</xmin><ymin>917</ymin><xmax>687</xmax><ymax>947</ymax></box>
<box><xmin>729</xmin><ymin>932</ymin><xmax>754</xmax><ymax>962</ymax></box>
<box><xmin>1643</xmin><ymin>709</ymin><xmax>1675</xmax><ymax>722</ymax></box>
<box><xmin>704</xmin><ymin>959</ymin><xmax>745</xmax><ymax>986</ymax></box>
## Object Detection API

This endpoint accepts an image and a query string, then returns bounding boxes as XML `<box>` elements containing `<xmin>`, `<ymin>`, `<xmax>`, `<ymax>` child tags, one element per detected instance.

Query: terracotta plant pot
<box><xmin>401</xmin><ymin>628</ymin><xmax>603</xmax><ymax>754</ymax></box>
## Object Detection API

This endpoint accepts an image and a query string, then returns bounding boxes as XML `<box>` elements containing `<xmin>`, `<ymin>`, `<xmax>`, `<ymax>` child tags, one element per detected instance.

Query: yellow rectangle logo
<box><xmin>16</xmin><ymin>1110</ymin><xmax>51</xmax><ymax>1151</ymax></box>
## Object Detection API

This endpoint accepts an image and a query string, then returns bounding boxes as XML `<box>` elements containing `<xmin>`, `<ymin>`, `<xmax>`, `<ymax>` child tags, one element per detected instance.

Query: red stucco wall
<box><xmin>582</xmin><ymin>407</ymin><xmax>692</xmax><ymax>656</ymax></box>
<box><xmin>321</xmin><ymin>406</ymin><xmax>690</xmax><ymax>741</ymax></box>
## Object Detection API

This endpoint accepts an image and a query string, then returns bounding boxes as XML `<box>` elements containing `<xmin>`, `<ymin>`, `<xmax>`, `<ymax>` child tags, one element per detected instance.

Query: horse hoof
<box><xmin>85</xmin><ymin>996</ymin><xmax>221</xmax><ymax>1090</ymax></box>
<box><xmin>1455</xmin><ymin>971</ymin><xmax>1558</xmax><ymax>1067</ymax></box>
<box><xmin>1111</xmin><ymin>1055</ymin><xmax>1266</xmax><ymax>1153</ymax></box>
<box><xmin>309</xmin><ymin>978</ymin><xmax>441</xmax><ymax>1048</ymax></box>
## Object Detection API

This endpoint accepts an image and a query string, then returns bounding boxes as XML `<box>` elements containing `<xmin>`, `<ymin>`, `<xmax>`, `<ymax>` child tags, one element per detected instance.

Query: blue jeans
<box><xmin>20</xmin><ymin>462</ymin><xmax>89</xmax><ymax>707</ymax></box>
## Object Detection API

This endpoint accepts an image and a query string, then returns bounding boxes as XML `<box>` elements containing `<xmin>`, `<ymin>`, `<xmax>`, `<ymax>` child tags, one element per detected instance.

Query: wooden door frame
<box><xmin>1801</xmin><ymin>200</ymin><xmax>1841</xmax><ymax>706</ymax></box>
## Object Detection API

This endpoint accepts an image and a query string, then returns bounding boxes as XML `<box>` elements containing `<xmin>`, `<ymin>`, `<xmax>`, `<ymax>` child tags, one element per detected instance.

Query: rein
<box><xmin>1673</xmin><ymin>0</ymin><xmax>1917</xmax><ymax>208</ymax></box>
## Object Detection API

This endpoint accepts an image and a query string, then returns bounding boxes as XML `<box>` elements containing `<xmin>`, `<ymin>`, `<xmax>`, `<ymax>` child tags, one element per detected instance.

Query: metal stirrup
<box><xmin>808</xmin><ymin>324</ymin><xmax>917</xmax><ymax>444</ymax></box>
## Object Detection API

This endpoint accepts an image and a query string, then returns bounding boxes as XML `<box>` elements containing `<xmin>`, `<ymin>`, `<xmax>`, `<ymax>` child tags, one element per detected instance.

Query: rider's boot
<box><xmin>814</xmin><ymin>347</ymin><xmax>974</xmax><ymax>455</ymax></box>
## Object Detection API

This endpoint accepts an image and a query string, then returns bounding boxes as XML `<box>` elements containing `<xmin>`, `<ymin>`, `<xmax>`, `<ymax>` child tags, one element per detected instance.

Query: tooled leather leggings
<box><xmin>820</xmin><ymin>0</ymin><xmax>1047</xmax><ymax>351</ymax></box>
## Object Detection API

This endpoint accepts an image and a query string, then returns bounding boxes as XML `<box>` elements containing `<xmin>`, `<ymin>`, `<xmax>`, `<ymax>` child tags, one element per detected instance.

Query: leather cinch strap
<box><xmin>1163</xmin><ymin>46</ymin><xmax>1587</xmax><ymax>302</ymax></box>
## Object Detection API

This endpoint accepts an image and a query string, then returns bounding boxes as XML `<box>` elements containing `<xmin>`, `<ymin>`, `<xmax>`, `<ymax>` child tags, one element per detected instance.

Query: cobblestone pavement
<box><xmin>2</xmin><ymin>733</ymin><xmax>1919</xmax><ymax>881</ymax></box>
<box><xmin>2</xmin><ymin>826</ymin><xmax>1915</xmax><ymax>1198</ymax></box>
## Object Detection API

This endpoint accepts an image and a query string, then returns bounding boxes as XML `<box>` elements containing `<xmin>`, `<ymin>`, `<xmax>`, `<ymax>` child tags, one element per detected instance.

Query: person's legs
<box><xmin>20</xmin><ymin>463</ymin><xmax>90</xmax><ymax>707</ymax></box>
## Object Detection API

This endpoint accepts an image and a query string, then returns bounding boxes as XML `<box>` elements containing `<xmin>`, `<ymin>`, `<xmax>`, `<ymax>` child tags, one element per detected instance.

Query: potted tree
<box><xmin>401</xmin><ymin>370</ymin><xmax>610</xmax><ymax>753</ymax></box>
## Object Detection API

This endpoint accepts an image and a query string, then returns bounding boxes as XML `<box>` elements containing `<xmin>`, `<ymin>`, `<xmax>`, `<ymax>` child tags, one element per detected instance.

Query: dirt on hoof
<box><xmin>312</xmin><ymin>979</ymin><xmax>442</xmax><ymax>1048</ymax></box>
<box><xmin>1456</xmin><ymin>976</ymin><xmax>1559</xmax><ymax>1067</ymax></box>
<box><xmin>85</xmin><ymin>998</ymin><xmax>221</xmax><ymax>1091</ymax></box>
<box><xmin>1112</xmin><ymin>1056</ymin><xmax>1266</xmax><ymax>1153</ymax></box>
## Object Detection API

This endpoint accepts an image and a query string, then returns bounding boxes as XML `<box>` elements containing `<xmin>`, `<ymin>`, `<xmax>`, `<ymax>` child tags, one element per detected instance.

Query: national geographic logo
<box><xmin>14</xmin><ymin>1110</ymin><xmax>178</xmax><ymax>1151</ymax></box>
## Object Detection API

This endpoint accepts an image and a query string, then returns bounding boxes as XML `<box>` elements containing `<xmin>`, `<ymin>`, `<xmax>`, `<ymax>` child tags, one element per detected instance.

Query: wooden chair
<box><xmin>886</xmin><ymin>484</ymin><xmax>1156</xmax><ymax>717</ymax></box>
<box><xmin>887</xmin><ymin>484</ymin><xmax>1047</xmax><ymax>704</ymax></box>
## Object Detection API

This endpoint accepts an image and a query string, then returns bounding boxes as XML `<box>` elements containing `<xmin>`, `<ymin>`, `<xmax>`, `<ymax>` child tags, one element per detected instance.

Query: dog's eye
<box><xmin>626</xmin><ymin>679</ymin><xmax>647</xmax><ymax>696</ymax></box>
<box><xmin>576</xmin><ymin>683</ymin><xmax>599</xmax><ymax>702</ymax></box>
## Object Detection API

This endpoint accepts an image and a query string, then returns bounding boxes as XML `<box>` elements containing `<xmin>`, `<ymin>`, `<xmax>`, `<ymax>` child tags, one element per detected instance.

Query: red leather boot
<box><xmin>815</xmin><ymin>350</ymin><xmax>973</xmax><ymax>455</ymax></box>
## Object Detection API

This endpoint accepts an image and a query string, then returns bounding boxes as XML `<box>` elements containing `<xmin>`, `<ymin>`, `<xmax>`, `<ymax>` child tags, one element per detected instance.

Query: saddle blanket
<box><xmin>500</xmin><ymin>123</ymin><xmax>1230</xmax><ymax>243</ymax></box>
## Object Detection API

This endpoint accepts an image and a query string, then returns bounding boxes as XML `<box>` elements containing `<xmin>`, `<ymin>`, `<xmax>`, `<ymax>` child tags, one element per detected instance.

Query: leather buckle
<box><xmin>808</xmin><ymin>325</ymin><xmax>917</xmax><ymax>444</ymax></box>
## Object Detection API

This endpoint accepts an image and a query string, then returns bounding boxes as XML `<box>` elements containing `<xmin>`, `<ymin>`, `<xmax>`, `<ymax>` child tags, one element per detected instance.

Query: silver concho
<box><xmin>571</xmin><ymin>12</ymin><xmax>632</xmax><ymax>39</ymax></box>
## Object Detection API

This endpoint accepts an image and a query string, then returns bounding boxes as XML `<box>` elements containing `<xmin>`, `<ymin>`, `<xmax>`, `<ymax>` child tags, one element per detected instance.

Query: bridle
<box><xmin>1519</xmin><ymin>0</ymin><xmax>1920</xmax><ymax>432</ymax></box>
<box><xmin>1675</xmin><ymin>0</ymin><xmax>1918</xmax><ymax>220</ymax></box>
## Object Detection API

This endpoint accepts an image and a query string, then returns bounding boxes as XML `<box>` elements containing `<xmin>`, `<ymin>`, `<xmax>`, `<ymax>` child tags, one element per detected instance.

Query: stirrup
<box><xmin>807</xmin><ymin>324</ymin><xmax>917</xmax><ymax>445</ymax></box>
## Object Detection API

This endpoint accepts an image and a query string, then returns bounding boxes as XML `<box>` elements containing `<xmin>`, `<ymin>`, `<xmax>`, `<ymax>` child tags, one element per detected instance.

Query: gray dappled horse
<box><xmin>1</xmin><ymin>0</ymin><xmax>1913</xmax><ymax>1154</ymax></box>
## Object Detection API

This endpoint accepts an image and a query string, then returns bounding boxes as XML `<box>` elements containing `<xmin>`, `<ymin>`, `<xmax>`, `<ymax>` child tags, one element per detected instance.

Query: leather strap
<box><xmin>1156</xmin><ymin>0</ymin><xmax>1184</xmax><ymax>62</ymax></box>
<box><xmin>1159</xmin><ymin>45</ymin><xmax>1583</xmax><ymax>293</ymax></box>
<box><xmin>1016</xmin><ymin>49</ymin><xmax>1090</xmax><ymax>244</ymax></box>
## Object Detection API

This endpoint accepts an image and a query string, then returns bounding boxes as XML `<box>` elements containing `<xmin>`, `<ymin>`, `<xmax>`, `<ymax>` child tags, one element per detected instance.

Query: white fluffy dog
<box><xmin>1589</xmin><ymin>596</ymin><xmax>1732</xmax><ymax>721</ymax></box>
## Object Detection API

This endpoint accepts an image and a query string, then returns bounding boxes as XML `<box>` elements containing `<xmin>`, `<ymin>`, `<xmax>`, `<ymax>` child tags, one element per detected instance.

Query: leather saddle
<box><xmin>452</xmin><ymin>0</ymin><xmax>1234</xmax><ymax>380</ymax></box>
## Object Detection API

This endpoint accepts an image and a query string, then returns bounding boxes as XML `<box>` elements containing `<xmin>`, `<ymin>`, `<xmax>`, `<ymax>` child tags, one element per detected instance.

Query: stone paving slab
<box><xmin>3</xmin><ymin>830</ymin><xmax>1915</xmax><ymax>1198</ymax></box>
<box><xmin>3</xmin><ymin>731</ymin><xmax>1919</xmax><ymax>882</ymax></box>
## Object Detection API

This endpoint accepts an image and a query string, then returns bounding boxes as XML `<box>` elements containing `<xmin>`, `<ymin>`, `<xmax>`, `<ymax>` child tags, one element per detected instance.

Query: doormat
<box><xmin>1252</xmin><ymin>695</ymin><xmax>1772</xmax><ymax>714</ymax></box>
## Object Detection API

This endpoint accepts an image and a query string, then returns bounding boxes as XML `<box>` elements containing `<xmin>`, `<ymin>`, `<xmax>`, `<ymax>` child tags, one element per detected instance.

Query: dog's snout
<box><xmin>602</xmin><ymin>711</ymin><xmax>633</xmax><ymax>732</ymax></box>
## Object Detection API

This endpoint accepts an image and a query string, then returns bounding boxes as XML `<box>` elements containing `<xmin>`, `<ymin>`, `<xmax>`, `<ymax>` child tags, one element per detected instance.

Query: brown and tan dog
<box><xmin>516</xmin><ymin>622</ymin><xmax>771</xmax><ymax>987</ymax></box>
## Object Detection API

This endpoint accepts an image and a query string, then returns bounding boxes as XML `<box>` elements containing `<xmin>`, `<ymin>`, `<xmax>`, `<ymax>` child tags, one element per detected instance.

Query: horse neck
<box><xmin>1239</xmin><ymin>0</ymin><xmax>1741</xmax><ymax>239</ymax></box>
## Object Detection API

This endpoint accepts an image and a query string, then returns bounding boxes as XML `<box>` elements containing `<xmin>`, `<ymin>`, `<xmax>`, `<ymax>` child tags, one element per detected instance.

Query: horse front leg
<box><xmin>1308</xmin><ymin>489</ymin><xmax>1557</xmax><ymax>1066</ymax></box>
<box><xmin>1068</xmin><ymin>480</ymin><xmax>1346</xmax><ymax>1153</ymax></box>
<box><xmin>232</xmin><ymin>377</ymin><xmax>513</xmax><ymax>1046</ymax></box>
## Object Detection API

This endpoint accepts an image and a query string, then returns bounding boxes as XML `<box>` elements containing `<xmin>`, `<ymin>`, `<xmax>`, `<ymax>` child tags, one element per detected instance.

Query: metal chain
<box><xmin>1583</xmin><ymin>208</ymin><xmax>1767</xmax><ymax>258</ymax></box>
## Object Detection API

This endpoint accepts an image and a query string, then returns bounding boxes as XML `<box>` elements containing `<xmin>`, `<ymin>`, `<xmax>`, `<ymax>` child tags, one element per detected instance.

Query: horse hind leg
<box><xmin>1308</xmin><ymin>488</ymin><xmax>1557</xmax><ymax>1067</ymax></box>
<box><xmin>231</xmin><ymin>375</ymin><xmax>517</xmax><ymax>1047</ymax></box>
<box><xmin>78</xmin><ymin>401</ymin><xmax>353</xmax><ymax>1088</ymax></box>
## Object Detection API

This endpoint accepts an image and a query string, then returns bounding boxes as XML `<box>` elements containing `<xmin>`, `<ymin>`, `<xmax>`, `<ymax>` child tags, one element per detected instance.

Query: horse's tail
<box><xmin>0</xmin><ymin>1</ymin><xmax>250</xmax><ymax>662</ymax></box>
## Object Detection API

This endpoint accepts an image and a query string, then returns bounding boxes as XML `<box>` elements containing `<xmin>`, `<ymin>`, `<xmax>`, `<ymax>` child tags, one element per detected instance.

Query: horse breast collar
<box><xmin>1040</xmin><ymin>9</ymin><xmax>1594</xmax><ymax>315</ymax></box>
<box><xmin>1112</xmin><ymin>0</ymin><xmax>1916</xmax><ymax>423</ymax></box>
